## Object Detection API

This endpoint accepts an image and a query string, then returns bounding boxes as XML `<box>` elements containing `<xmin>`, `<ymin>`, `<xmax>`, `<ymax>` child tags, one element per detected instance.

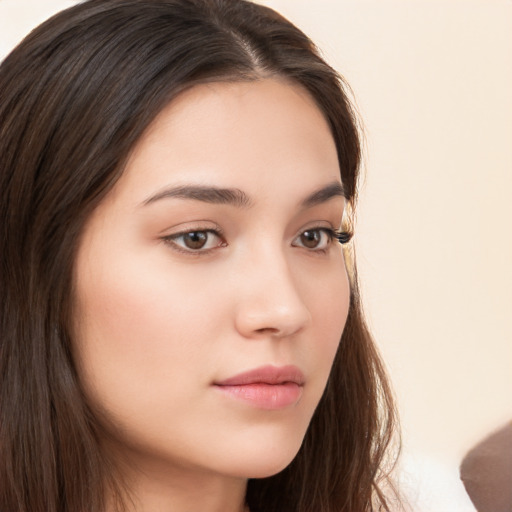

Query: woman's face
<box><xmin>73</xmin><ymin>79</ymin><xmax>350</xmax><ymax>480</ymax></box>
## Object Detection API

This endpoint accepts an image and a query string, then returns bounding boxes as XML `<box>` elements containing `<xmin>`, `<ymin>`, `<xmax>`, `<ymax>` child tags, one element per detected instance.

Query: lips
<box><xmin>214</xmin><ymin>365</ymin><xmax>305</xmax><ymax>410</ymax></box>
<box><xmin>215</xmin><ymin>364</ymin><xmax>305</xmax><ymax>386</ymax></box>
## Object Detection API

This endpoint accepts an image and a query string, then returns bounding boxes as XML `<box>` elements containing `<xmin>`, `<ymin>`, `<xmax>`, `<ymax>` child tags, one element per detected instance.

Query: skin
<box><xmin>73</xmin><ymin>78</ymin><xmax>350</xmax><ymax>512</ymax></box>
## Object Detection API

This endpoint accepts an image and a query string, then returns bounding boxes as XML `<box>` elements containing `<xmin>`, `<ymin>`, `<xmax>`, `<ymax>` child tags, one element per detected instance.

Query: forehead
<box><xmin>116</xmin><ymin>78</ymin><xmax>341</xmax><ymax>204</ymax></box>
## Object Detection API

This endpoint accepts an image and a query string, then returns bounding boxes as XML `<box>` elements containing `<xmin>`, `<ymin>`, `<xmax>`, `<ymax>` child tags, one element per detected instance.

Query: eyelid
<box><xmin>292</xmin><ymin>226</ymin><xmax>333</xmax><ymax>251</ymax></box>
<box><xmin>160</xmin><ymin>225</ymin><xmax>226</xmax><ymax>255</ymax></box>
<box><xmin>292</xmin><ymin>225</ymin><xmax>352</xmax><ymax>250</ymax></box>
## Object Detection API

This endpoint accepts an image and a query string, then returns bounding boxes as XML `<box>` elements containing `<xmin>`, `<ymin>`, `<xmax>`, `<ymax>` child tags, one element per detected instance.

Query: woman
<box><xmin>0</xmin><ymin>1</ymin><xmax>399</xmax><ymax>511</ymax></box>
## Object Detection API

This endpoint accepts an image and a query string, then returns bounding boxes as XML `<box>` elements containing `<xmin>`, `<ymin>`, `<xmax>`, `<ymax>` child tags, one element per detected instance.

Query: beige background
<box><xmin>1</xmin><ymin>1</ymin><xmax>511</xmax><ymax>510</ymax></box>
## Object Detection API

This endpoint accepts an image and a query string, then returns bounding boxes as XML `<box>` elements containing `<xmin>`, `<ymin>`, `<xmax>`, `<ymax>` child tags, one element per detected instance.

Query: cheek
<box><xmin>72</xmin><ymin>243</ymin><xmax>220</xmax><ymax>420</ymax></box>
<box><xmin>303</xmin><ymin>259</ymin><xmax>350</xmax><ymax>382</ymax></box>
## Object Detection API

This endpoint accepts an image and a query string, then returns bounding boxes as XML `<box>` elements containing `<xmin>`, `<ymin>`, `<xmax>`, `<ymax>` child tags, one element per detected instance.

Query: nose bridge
<box><xmin>233</xmin><ymin>239</ymin><xmax>311</xmax><ymax>338</ymax></box>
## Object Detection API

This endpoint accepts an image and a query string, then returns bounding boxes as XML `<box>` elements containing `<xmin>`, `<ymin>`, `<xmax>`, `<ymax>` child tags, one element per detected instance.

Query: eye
<box><xmin>293</xmin><ymin>228</ymin><xmax>352</xmax><ymax>251</ymax></box>
<box><xmin>162</xmin><ymin>229</ymin><xmax>225</xmax><ymax>253</ymax></box>
<box><xmin>293</xmin><ymin>228</ymin><xmax>334</xmax><ymax>251</ymax></box>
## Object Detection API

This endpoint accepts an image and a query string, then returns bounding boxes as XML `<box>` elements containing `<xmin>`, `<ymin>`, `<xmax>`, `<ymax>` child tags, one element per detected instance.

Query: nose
<box><xmin>233</xmin><ymin>249</ymin><xmax>312</xmax><ymax>339</ymax></box>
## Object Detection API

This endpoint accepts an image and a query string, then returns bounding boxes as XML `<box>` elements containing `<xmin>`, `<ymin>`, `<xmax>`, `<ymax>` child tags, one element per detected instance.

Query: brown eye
<box><xmin>292</xmin><ymin>228</ymin><xmax>338</xmax><ymax>252</ymax></box>
<box><xmin>293</xmin><ymin>228</ymin><xmax>334</xmax><ymax>251</ymax></box>
<box><xmin>300</xmin><ymin>230</ymin><xmax>322</xmax><ymax>249</ymax></box>
<box><xmin>164</xmin><ymin>229</ymin><xmax>225</xmax><ymax>253</ymax></box>
<box><xmin>182</xmin><ymin>231</ymin><xmax>208</xmax><ymax>249</ymax></box>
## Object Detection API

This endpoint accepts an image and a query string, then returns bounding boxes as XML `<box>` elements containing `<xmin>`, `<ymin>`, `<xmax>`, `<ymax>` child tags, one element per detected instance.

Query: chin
<box><xmin>218</xmin><ymin>433</ymin><xmax>305</xmax><ymax>480</ymax></box>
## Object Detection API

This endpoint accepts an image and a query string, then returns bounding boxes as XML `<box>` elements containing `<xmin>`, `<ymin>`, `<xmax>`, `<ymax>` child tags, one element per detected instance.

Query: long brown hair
<box><xmin>0</xmin><ymin>1</ymin><xmax>399</xmax><ymax>511</ymax></box>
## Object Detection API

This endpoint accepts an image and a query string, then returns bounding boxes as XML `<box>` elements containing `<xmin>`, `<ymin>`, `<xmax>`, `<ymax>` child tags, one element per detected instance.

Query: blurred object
<box><xmin>460</xmin><ymin>421</ymin><xmax>512</xmax><ymax>512</ymax></box>
<box><xmin>399</xmin><ymin>449</ymin><xmax>475</xmax><ymax>512</ymax></box>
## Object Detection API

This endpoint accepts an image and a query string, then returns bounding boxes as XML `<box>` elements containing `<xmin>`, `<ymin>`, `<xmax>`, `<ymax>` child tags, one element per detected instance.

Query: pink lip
<box><xmin>214</xmin><ymin>365</ymin><xmax>305</xmax><ymax>410</ymax></box>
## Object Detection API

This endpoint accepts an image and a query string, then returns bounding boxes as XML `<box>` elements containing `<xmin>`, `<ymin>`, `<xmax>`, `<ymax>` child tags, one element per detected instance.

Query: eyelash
<box><xmin>161</xmin><ymin>226</ymin><xmax>226</xmax><ymax>256</ymax></box>
<box><xmin>161</xmin><ymin>227</ymin><xmax>352</xmax><ymax>256</ymax></box>
<box><xmin>293</xmin><ymin>228</ymin><xmax>351</xmax><ymax>252</ymax></box>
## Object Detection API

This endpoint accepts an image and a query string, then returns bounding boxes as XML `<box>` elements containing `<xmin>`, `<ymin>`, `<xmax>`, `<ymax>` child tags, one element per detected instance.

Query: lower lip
<box><xmin>214</xmin><ymin>382</ymin><xmax>303</xmax><ymax>410</ymax></box>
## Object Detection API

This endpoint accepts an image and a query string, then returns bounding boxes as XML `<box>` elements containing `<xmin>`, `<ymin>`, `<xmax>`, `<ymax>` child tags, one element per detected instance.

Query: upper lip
<box><xmin>214</xmin><ymin>365</ymin><xmax>305</xmax><ymax>386</ymax></box>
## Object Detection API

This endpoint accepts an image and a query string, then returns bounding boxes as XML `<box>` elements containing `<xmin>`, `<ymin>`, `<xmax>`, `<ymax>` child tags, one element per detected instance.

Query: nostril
<box><xmin>254</xmin><ymin>327</ymin><xmax>280</xmax><ymax>335</ymax></box>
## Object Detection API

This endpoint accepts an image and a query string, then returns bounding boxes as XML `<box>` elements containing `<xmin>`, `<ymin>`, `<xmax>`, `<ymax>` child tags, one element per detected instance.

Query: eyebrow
<box><xmin>141</xmin><ymin>181</ymin><xmax>345</xmax><ymax>209</ymax></box>
<box><xmin>301</xmin><ymin>181</ymin><xmax>345</xmax><ymax>208</ymax></box>
<box><xmin>142</xmin><ymin>185</ymin><xmax>252</xmax><ymax>208</ymax></box>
